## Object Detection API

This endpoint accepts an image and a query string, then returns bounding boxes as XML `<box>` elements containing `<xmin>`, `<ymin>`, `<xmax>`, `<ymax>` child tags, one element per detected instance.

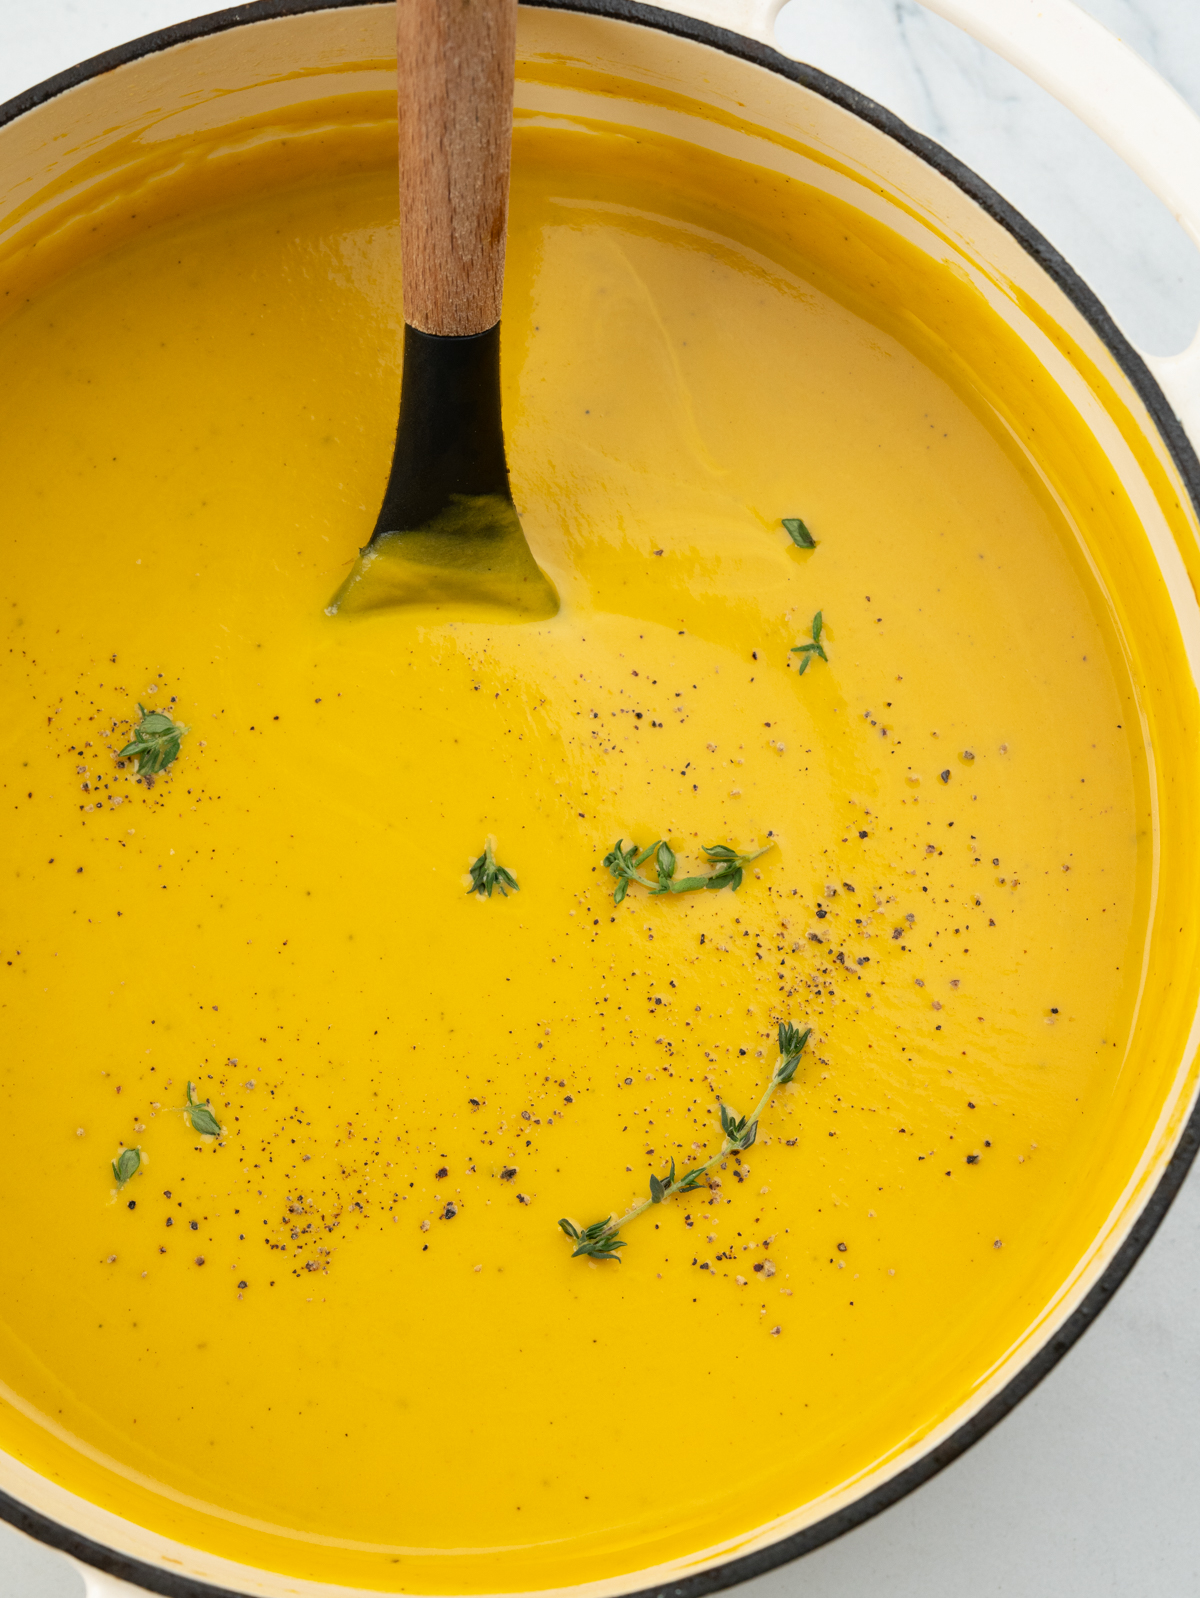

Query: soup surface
<box><xmin>0</xmin><ymin>92</ymin><xmax>1166</xmax><ymax>1591</ymax></box>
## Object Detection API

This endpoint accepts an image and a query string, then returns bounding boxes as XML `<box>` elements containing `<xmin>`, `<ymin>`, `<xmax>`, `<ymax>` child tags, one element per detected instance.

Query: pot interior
<box><xmin>1</xmin><ymin>5</ymin><xmax>1199</xmax><ymax>1596</ymax></box>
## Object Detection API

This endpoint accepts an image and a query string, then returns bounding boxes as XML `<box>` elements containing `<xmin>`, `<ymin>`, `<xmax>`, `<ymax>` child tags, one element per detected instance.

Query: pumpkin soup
<box><xmin>0</xmin><ymin>100</ymin><xmax>1168</xmax><ymax>1592</ymax></box>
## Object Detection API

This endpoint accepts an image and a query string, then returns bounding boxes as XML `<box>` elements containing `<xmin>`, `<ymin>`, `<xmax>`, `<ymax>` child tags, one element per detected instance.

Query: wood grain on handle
<box><xmin>397</xmin><ymin>0</ymin><xmax>517</xmax><ymax>337</ymax></box>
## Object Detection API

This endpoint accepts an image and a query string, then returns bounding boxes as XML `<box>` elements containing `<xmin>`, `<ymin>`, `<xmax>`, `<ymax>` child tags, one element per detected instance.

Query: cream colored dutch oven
<box><xmin>2</xmin><ymin>1</ymin><xmax>1199</xmax><ymax>1593</ymax></box>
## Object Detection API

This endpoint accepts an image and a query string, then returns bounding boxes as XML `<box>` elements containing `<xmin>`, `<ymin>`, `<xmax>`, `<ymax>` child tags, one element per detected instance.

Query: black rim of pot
<box><xmin>1</xmin><ymin>2</ymin><xmax>1198</xmax><ymax>1593</ymax></box>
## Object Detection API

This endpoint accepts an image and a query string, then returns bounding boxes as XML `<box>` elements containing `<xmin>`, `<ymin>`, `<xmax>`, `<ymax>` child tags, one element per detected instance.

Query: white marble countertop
<box><xmin>1</xmin><ymin>3</ymin><xmax>1198</xmax><ymax>1595</ymax></box>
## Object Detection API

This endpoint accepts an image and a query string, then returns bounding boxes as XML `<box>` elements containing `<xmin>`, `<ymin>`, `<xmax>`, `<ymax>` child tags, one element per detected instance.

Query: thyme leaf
<box><xmin>790</xmin><ymin>611</ymin><xmax>828</xmax><ymax>674</ymax></box>
<box><xmin>654</xmin><ymin>841</ymin><xmax>676</xmax><ymax>885</ymax></box>
<box><xmin>558</xmin><ymin>1022</ymin><xmax>810</xmax><ymax>1260</ymax></box>
<box><xmin>649</xmin><ymin>1159</ymin><xmax>676</xmax><ymax>1204</ymax></box>
<box><xmin>719</xmin><ymin>1102</ymin><xmax>757</xmax><ymax>1151</ymax></box>
<box><xmin>602</xmin><ymin>839</ymin><xmax>662</xmax><ymax>903</ymax></box>
<box><xmin>185</xmin><ymin>1081</ymin><xmax>222</xmax><ymax>1138</ymax></box>
<box><xmin>467</xmin><ymin>836</ymin><xmax>519</xmax><ymax>898</ymax></box>
<box><xmin>557</xmin><ymin>1216</ymin><xmax>626</xmax><ymax>1261</ymax></box>
<box><xmin>782</xmin><ymin>517</ymin><xmax>817</xmax><ymax>548</ymax></box>
<box><xmin>112</xmin><ymin>1147</ymin><xmax>141</xmax><ymax>1186</ymax></box>
<box><xmin>119</xmin><ymin>704</ymin><xmax>188</xmax><ymax>775</ymax></box>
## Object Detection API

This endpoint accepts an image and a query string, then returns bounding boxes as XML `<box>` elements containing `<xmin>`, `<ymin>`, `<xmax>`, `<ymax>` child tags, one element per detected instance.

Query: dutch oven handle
<box><xmin>715</xmin><ymin>0</ymin><xmax>1200</xmax><ymax>449</ymax></box>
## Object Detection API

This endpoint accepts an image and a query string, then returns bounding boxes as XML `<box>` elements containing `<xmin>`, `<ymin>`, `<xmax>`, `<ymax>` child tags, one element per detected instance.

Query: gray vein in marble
<box><xmin>775</xmin><ymin>0</ymin><xmax>1200</xmax><ymax>354</ymax></box>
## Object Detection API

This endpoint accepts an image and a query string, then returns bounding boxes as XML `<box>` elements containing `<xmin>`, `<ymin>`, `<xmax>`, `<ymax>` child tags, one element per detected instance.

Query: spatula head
<box><xmin>327</xmin><ymin>493</ymin><xmax>559</xmax><ymax>622</ymax></box>
<box><xmin>326</xmin><ymin>324</ymin><xmax>557</xmax><ymax>623</ymax></box>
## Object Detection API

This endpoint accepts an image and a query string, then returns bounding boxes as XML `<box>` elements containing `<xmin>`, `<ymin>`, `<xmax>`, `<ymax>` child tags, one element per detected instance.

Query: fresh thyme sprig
<box><xmin>790</xmin><ymin>611</ymin><xmax>827</xmax><ymax>674</ymax></box>
<box><xmin>112</xmin><ymin>1147</ymin><xmax>141</xmax><ymax>1186</ymax></box>
<box><xmin>558</xmin><ymin>1021</ymin><xmax>811</xmax><ymax>1261</ymax></box>
<box><xmin>603</xmin><ymin>839</ymin><xmax>773</xmax><ymax>904</ymax></box>
<box><xmin>184</xmin><ymin>1081</ymin><xmax>222</xmax><ymax>1138</ymax></box>
<box><xmin>119</xmin><ymin>704</ymin><xmax>188</xmax><ymax>775</ymax></box>
<box><xmin>782</xmin><ymin>517</ymin><xmax>817</xmax><ymax>549</ymax></box>
<box><xmin>467</xmin><ymin>836</ymin><xmax>519</xmax><ymax>898</ymax></box>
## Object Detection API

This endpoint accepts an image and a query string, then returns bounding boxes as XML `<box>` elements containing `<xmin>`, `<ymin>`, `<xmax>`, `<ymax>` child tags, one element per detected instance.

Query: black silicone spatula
<box><xmin>327</xmin><ymin>0</ymin><xmax>559</xmax><ymax>621</ymax></box>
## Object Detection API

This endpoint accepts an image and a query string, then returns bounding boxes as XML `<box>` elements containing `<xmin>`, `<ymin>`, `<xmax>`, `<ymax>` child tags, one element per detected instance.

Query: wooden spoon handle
<box><xmin>396</xmin><ymin>0</ymin><xmax>517</xmax><ymax>337</ymax></box>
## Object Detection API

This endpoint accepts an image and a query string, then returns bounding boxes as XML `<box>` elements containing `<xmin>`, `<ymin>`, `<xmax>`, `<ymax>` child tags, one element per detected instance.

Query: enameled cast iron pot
<box><xmin>2</xmin><ymin>1</ymin><xmax>1200</xmax><ymax>1593</ymax></box>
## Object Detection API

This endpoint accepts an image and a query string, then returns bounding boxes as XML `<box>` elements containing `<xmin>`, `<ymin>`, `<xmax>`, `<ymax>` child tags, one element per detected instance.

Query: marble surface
<box><xmin>773</xmin><ymin>0</ymin><xmax>1200</xmax><ymax>355</ymax></box>
<box><xmin>1</xmin><ymin>2</ymin><xmax>1199</xmax><ymax>1595</ymax></box>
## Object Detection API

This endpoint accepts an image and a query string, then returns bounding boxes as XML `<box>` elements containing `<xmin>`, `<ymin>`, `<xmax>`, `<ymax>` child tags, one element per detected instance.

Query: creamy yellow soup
<box><xmin>0</xmin><ymin>90</ymin><xmax>1178</xmax><ymax>1593</ymax></box>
